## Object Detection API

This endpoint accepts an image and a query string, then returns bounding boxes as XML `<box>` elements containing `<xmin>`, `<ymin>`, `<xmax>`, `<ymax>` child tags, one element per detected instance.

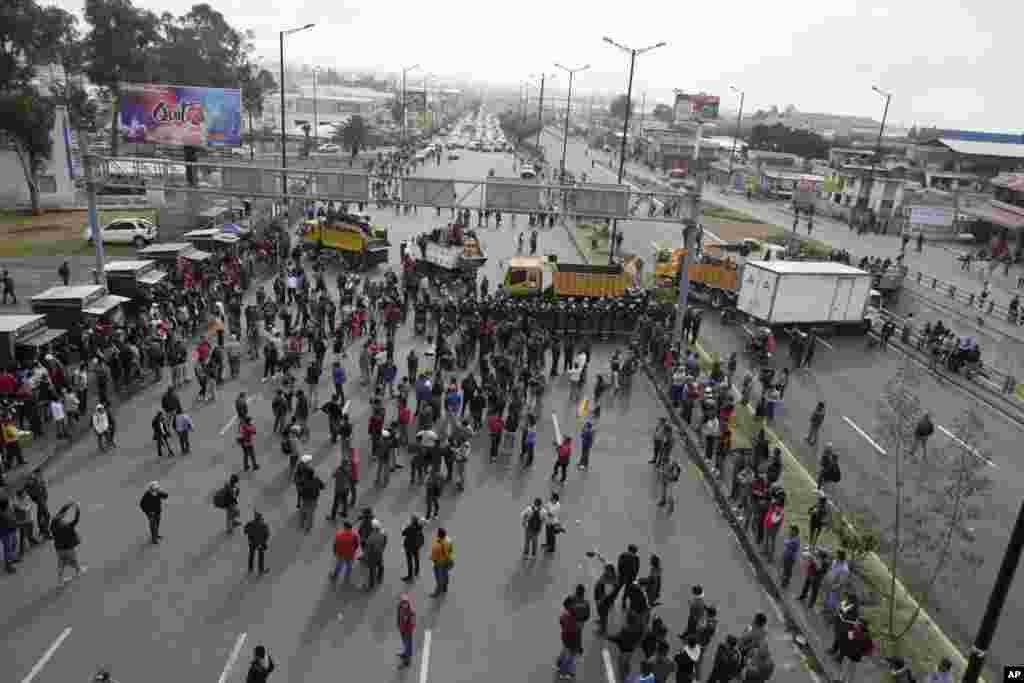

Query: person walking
<box><xmin>657</xmin><ymin>455</ymin><xmax>682</xmax><ymax>509</ymax></box>
<box><xmin>614</xmin><ymin>544</ymin><xmax>640</xmax><ymax>607</ymax></box>
<box><xmin>781</xmin><ymin>525</ymin><xmax>801</xmax><ymax>588</ymax></box>
<box><xmin>543</xmin><ymin>492</ymin><xmax>562</xmax><ymax>553</ymax></box>
<box><xmin>487</xmin><ymin>410</ymin><xmax>504</xmax><ymax>462</ymax></box>
<box><xmin>239</xmin><ymin>415</ymin><xmax>258</xmax><ymax>471</ymax></box>
<box><xmin>401</xmin><ymin>514</ymin><xmax>425</xmax><ymax>581</ymax></box>
<box><xmin>429</xmin><ymin>527</ymin><xmax>454</xmax><ymax>597</ymax></box>
<box><xmin>607</xmin><ymin>612</ymin><xmax>644</xmax><ymax>679</ymax></box>
<box><xmin>522</xmin><ymin>497</ymin><xmax>544</xmax><ymax>558</ymax></box>
<box><xmin>807</xmin><ymin>401</ymin><xmax>826</xmax><ymax>446</ymax></box>
<box><xmin>327</xmin><ymin>456</ymin><xmax>354</xmax><ymax>521</ymax></box>
<box><xmin>244</xmin><ymin>645</ymin><xmax>274</xmax><ymax>683</ymax></box>
<box><xmin>330</xmin><ymin>520</ymin><xmax>359</xmax><ymax>583</ymax></box>
<box><xmin>555</xmin><ymin>595</ymin><xmax>582</xmax><ymax>680</ymax></box>
<box><xmin>594</xmin><ymin>563</ymin><xmax>617</xmax><ymax>634</ymax></box>
<box><xmin>297</xmin><ymin>466</ymin><xmax>325</xmax><ymax>533</ymax></box>
<box><xmin>706</xmin><ymin>635</ymin><xmax>743</xmax><ymax>683</ymax></box>
<box><xmin>911</xmin><ymin>412</ymin><xmax>934</xmax><ymax>457</ymax></box>
<box><xmin>552</xmin><ymin>435</ymin><xmax>572</xmax><ymax>484</ymax></box>
<box><xmin>173</xmin><ymin>410</ymin><xmax>193</xmax><ymax>454</ymax></box>
<box><xmin>578</xmin><ymin>420</ymin><xmax>595</xmax><ymax>470</ymax></box>
<box><xmin>397</xmin><ymin>593</ymin><xmax>417</xmax><ymax>668</ymax></box>
<box><xmin>243</xmin><ymin>511</ymin><xmax>270</xmax><ymax>574</ymax></box>
<box><xmin>152</xmin><ymin>410</ymin><xmax>174</xmax><ymax>458</ymax></box>
<box><xmin>424</xmin><ymin>469</ymin><xmax>442</xmax><ymax>520</ymax></box>
<box><xmin>362</xmin><ymin>519</ymin><xmax>387</xmax><ymax>590</ymax></box>
<box><xmin>216</xmin><ymin>474</ymin><xmax>241</xmax><ymax>533</ymax></box>
<box><xmin>50</xmin><ymin>501</ymin><xmax>85</xmax><ymax>584</ymax></box>
<box><xmin>139</xmin><ymin>481</ymin><xmax>168</xmax><ymax>543</ymax></box>
<box><xmin>0</xmin><ymin>497</ymin><xmax>18</xmax><ymax>573</ymax></box>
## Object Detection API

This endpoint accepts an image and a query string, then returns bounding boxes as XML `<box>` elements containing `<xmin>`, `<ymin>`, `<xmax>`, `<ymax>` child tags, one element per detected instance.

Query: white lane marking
<box><xmin>552</xmin><ymin>412</ymin><xmax>562</xmax><ymax>444</ymax></box>
<box><xmin>217</xmin><ymin>632</ymin><xmax>247</xmax><ymax>683</ymax></box>
<box><xmin>602</xmin><ymin>647</ymin><xmax>618</xmax><ymax>683</ymax></box>
<box><xmin>937</xmin><ymin>424</ymin><xmax>998</xmax><ymax>468</ymax></box>
<box><xmin>814</xmin><ymin>336</ymin><xmax>834</xmax><ymax>351</ymax></box>
<box><xmin>219</xmin><ymin>395</ymin><xmax>261</xmax><ymax>436</ymax></box>
<box><xmin>841</xmin><ymin>416</ymin><xmax>887</xmax><ymax>455</ymax></box>
<box><xmin>768</xmin><ymin>594</ymin><xmax>785</xmax><ymax>622</ymax></box>
<box><xmin>21</xmin><ymin>627</ymin><xmax>72</xmax><ymax>683</ymax></box>
<box><xmin>419</xmin><ymin>629</ymin><xmax>432</xmax><ymax>683</ymax></box>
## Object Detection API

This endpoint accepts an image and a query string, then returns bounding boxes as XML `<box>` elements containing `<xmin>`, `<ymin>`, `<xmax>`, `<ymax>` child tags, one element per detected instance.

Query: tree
<box><xmin>750</xmin><ymin>123</ymin><xmax>829</xmax><ymax>159</ymax></box>
<box><xmin>651</xmin><ymin>103</ymin><xmax>674</xmax><ymax>124</ymax></box>
<box><xmin>152</xmin><ymin>4</ymin><xmax>250</xmax><ymax>88</ymax></box>
<box><xmin>0</xmin><ymin>92</ymin><xmax>56</xmax><ymax>214</ymax></box>
<box><xmin>239</xmin><ymin>66</ymin><xmax>275</xmax><ymax>148</ymax></box>
<box><xmin>867</xmin><ymin>363</ymin><xmax>991</xmax><ymax>645</ymax></box>
<box><xmin>609</xmin><ymin>94</ymin><xmax>632</xmax><ymax>121</ymax></box>
<box><xmin>84</xmin><ymin>0</ymin><xmax>162</xmax><ymax>156</ymax></box>
<box><xmin>390</xmin><ymin>98</ymin><xmax>404</xmax><ymax>125</ymax></box>
<box><xmin>341</xmin><ymin>115</ymin><xmax>367</xmax><ymax>157</ymax></box>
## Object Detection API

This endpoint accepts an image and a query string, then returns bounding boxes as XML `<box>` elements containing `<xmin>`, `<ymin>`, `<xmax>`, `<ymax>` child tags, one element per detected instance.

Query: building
<box><xmin>0</xmin><ymin>105</ymin><xmax>78</xmax><ymax>209</ymax></box>
<box><xmin>747</xmin><ymin>150</ymin><xmax>802</xmax><ymax>169</ymax></box>
<box><xmin>821</xmin><ymin>164</ymin><xmax>907</xmax><ymax>221</ymax></box>
<box><xmin>642</xmin><ymin>132</ymin><xmax>719</xmax><ymax>172</ymax></box>
<box><xmin>261</xmin><ymin>85</ymin><xmax>395</xmax><ymax>133</ymax></box>
<box><xmin>828</xmin><ymin>147</ymin><xmax>874</xmax><ymax>167</ymax></box>
<box><xmin>910</xmin><ymin>133</ymin><xmax>1024</xmax><ymax>178</ymax></box>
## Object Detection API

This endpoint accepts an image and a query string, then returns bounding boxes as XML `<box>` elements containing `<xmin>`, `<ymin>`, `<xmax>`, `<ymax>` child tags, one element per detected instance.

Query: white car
<box><xmin>84</xmin><ymin>218</ymin><xmax>159</xmax><ymax>246</ymax></box>
<box><xmin>317</xmin><ymin>143</ymin><xmax>340</xmax><ymax>153</ymax></box>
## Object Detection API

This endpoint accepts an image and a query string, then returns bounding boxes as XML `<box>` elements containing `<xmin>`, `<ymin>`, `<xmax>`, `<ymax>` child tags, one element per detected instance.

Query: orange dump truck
<box><xmin>504</xmin><ymin>256</ymin><xmax>641</xmax><ymax>298</ymax></box>
<box><xmin>655</xmin><ymin>247</ymin><xmax>740</xmax><ymax>308</ymax></box>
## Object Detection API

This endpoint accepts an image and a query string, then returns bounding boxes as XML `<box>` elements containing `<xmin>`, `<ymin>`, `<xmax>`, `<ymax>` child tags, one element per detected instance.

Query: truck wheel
<box><xmin>710</xmin><ymin>290</ymin><xmax>724</xmax><ymax>309</ymax></box>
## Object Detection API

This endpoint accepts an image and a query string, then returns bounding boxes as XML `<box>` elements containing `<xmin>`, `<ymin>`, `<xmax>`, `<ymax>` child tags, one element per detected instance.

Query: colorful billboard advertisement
<box><xmin>119</xmin><ymin>83</ymin><xmax>242</xmax><ymax>147</ymax></box>
<box><xmin>673</xmin><ymin>93</ymin><xmax>720</xmax><ymax>121</ymax></box>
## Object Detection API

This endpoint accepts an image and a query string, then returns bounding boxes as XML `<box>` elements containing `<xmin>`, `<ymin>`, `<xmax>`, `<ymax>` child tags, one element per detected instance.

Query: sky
<box><xmin>49</xmin><ymin>0</ymin><xmax>1022</xmax><ymax>132</ymax></box>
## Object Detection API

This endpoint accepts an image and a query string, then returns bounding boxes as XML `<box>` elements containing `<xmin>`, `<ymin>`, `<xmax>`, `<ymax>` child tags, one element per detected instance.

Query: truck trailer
<box><xmin>736</xmin><ymin>261</ymin><xmax>874</xmax><ymax>331</ymax></box>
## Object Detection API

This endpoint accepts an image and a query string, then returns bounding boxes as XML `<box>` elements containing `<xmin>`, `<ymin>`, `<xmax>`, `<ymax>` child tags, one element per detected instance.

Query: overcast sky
<box><xmin>50</xmin><ymin>0</ymin><xmax>1021</xmax><ymax>132</ymax></box>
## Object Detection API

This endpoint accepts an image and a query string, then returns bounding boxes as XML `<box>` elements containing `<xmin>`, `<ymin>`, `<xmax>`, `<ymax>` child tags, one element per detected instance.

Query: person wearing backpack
<box><xmin>139</xmin><ymin>481</ymin><xmax>168</xmax><ymax>544</ymax></box>
<box><xmin>683</xmin><ymin>585</ymin><xmax>706</xmax><ymax>638</ymax></box>
<box><xmin>807</xmin><ymin>401</ymin><xmax>826</xmax><ymax>445</ymax></box>
<box><xmin>297</xmin><ymin>469</ymin><xmax>325</xmax><ymax>534</ymax></box>
<box><xmin>401</xmin><ymin>514</ymin><xmax>426</xmax><ymax>581</ymax></box>
<box><xmin>817</xmin><ymin>444</ymin><xmax>841</xmax><ymax>497</ymax></box>
<box><xmin>837</xmin><ymin>619</ymin><xmax>874</xmax><ymax>683</ymax></box>
<box><xmin>522</xmin><ymin>498</ymin><xmax>545</xmax><ymax>558</ymax></box>
<box><xmin>706</xmin><ymin>634</ymin><xmax>743</xmax><ymax>683</ymax></box>
<box><xmin>215</xmin><ymin>475</ymin><xmax>241</xmax><ymax>532</ymax></box>
<box><xmin>912</xmin><ymin>412</ymin><xmax>934</xmax><ymax>457</ymax></box>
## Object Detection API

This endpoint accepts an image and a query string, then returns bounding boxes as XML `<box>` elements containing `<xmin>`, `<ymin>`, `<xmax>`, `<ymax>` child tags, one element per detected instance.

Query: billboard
<box><xmin>673</xmin><ymin>93</ymin><xmax>720</xmax><ymax>121</ymax></box>
<box><xmin>119</xmin><ymin>83</ymin><xmax>242</xmax><ymax>147</ymax></box>
<box><xmin>909</xmin><ymin>205</ymin><xmax>954</xmax><ymax>227</ymax></box>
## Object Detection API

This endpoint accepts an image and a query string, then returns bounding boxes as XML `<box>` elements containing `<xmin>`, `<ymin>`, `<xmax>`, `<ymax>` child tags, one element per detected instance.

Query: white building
<box><xmin>0</xmin><ymin>105</ymin><xmax>78</xmax><ymax>209</ymax></box>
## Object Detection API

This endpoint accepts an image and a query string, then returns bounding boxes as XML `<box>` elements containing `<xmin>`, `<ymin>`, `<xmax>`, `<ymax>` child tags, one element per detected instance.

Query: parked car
<box><xmin>317</xmin><ymin>143</ymin><xmax>340</xmax><ymax>153</ymax></box>
<box><xmin>84</xmin><ymin>218</ymin><xmax>159</xmax><ymax>246</ymax></box>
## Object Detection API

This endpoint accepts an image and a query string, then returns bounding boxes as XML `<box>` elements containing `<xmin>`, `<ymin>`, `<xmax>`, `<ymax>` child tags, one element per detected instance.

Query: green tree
<box><xmin>651</xmin><ymin>103</ymin><xmax>674</xmax><ymax>124</ymax></box>
<box><xmin>240</xmin><ymin>66</ymin><xmax>275</xmax><ymax>150</ymax></box>
<box><xmin>152</xmin><ymin>4</ymin><xmax>250</xmax><ymax>87</ymax></box>
<box><xmin>750</xmin><ymin>123</ymin><xmax>829</xmax><ymax>159</ymax></box>
<box><xmin>341</xmin><ymin>115</ymin><xmax>367</xmax><ymax>157</ymax></box>
<box><xmin>84</xmin><ymin>0</ymin><xmax>162</xmax><ymax>156</ymax></box>
<box><xmin>610</xmin><ymin>94</ymin><xmax>632</xmax><ymax>120</ymax></box>
<box><xmin>0</xmin><ymin>92</ymin><xmax>56</xmax><ymax>214</ymax></box>
<box><xmin>390</xmin><ymin>98</ymin><xmax>404</xmax><ymax>124</ymax></box>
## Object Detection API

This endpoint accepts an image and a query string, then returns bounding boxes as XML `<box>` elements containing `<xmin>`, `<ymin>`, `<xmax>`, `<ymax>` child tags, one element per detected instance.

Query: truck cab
<box><xmin>503</xmin><ymin>257</ymin><xmax>546</xmax><ymax>296</ymax></box>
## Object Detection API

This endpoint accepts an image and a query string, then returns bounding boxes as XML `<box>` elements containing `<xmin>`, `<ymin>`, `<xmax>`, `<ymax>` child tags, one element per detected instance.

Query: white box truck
<box><xmin>735</xmin><ymin>261</ymin><xmax>874</xmax><ymax>332</ymax></box>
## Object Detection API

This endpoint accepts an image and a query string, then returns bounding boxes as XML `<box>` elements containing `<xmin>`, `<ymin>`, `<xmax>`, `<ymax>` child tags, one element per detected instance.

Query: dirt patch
<box><xmin>704</xmin><ymin>220</ymin><xmax>773</xmax><ymax>243</ymax></box>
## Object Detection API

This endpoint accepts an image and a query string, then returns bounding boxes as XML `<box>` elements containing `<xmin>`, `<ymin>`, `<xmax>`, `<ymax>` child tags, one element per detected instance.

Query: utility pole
<box><xmin>638</xmin><ymin>92</ymin><xmax>646</xmax><ymax>137</ymax></box>
<box><xmin>75</xmin><ymin>118</ymin><xmax>104</xmax><ymax>287</ymax></box>
<box><xmin>313</xmin><ymin>66</ymin><xmax>319</xmax><ymax>149</ymax></box>
<box><xmin>727</xmin><ymin>85</ymin><xmax>745</xmax><ymax>184</ymax></box>
<box><xmin>963</xmin><ymin>499</ymin><xmax>1024</xmax><ymax>683</ymax></box>
<box><xmin>677</xmin><ymin>121</ymin><xmax>704</xmax><ymax>343</ymax></box>
<box><xmin>536</xmin><ymin>74</ymin><xmax>547</xmax><ymax>148</ymax></box>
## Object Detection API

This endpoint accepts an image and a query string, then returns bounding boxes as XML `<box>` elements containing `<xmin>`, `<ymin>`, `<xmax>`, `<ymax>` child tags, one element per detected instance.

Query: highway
<box><xmin>3</xmin><ymin>130</ymin><xmax>812</xmax><ymax>682</ymax></box>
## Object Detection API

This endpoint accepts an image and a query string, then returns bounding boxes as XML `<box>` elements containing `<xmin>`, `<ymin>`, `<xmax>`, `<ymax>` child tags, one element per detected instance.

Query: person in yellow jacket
<box><xmin>429</xmin><ymin>527</ymin><xmax>455</xmax><ymax>597</ymax></box>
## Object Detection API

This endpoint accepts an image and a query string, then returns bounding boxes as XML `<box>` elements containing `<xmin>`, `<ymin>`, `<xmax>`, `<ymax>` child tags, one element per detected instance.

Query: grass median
<box><xmin>0</xmin><ymin>209</ymin><xmax>155</xmax><ymax>257</ymax></box>
<box><xmin>687</xmin><ymin>343</ymin><xmax>978</xmax><ymax>680</ymax></box>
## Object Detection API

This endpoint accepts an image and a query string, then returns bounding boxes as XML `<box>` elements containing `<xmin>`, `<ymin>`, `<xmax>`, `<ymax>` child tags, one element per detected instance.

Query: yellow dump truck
<box><xmin>654</xmin><ymin>247</ymin><xmax>740</xmax><ymax>308</ymax></box>
<box><xmin>301</xmin><ymin>216</ymin><xmax>390</xmax><ymax>270</ymax></box>
<box><xmin>503</xmin><ymin>256</ymin><xmax>640</xmax><ymax>298</ymax></box>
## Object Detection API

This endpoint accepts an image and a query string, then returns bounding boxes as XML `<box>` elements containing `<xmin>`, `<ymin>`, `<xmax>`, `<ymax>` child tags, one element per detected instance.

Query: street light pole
<box><xmin>535</xmin><ymin>73</ymin><xmax>554</xmax><ymax>148</ymax></box>
<box><xmin>312</xmin><ymin>66</ymin><xmax>319</xmax><ymax>149</ymax></box>
<box><xmin>603</xmin><ymin>36</ymin><xmax>666</xmax><ymax>266</ymax></box>
<box><xmin>279</xmin><ymin>23</ymin><xmax>315</xmax><ymax>211</ymax></box>
<box><xmin>727</xmin><ymin>85</ymin><xmax>745</xmax><ymax>183</ymax></box>
<box><xmin>555</xmin><ymin>63</ymin><xmax>590</xmax><ymax>183</ymax></box>
<box><xmin>401</xmin><ymin>63</ymin><xmax>421</xmax><ymax>148</ymax></box>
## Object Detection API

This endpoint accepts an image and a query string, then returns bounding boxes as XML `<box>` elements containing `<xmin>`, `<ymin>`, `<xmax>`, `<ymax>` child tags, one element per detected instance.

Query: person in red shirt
<box><xmin>552</xmin><ymin>436</ymin><xmax>572</xmax><ymax>484</ymax></box>
<box><xmin>331</xmin><ymin>520</ymin><xmax>360</xmax><ymax>583</ymax></box>
<box><xmin>397</xmin><ymin>593</ymin><xmax>417</xmax><ymax>667</ymax></box>
<box><xmin>556</xmin><ymin>596</ymin><xmax>581</xmax><ymax>679</ymax></box>
<box><xmin>239</xmin><ymin>415</ymin><xmax>258</xmax><ymax>471</ymax></box>
<box><xmin>487</xmin><ymin>412</ymin><xmax>504</xmax><ymax>462</ymax></box>
<box><xmin>196</xmin><ymin>337</ymin><xmax>211</xmax><ymax>365</ymax></box>
<box><xmin>0</xmin><ymin>369</ymin><xmax>16</xmax><ymax>397</ymax></box>
<box><xmin>368</xmin><ymin>411</ymin><xmax>384</xmax><ymax>452</ymax></box>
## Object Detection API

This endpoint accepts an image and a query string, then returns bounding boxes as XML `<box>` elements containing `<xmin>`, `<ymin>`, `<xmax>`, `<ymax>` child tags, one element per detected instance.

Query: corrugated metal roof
<box><xmin>938</xmin><ymin>139</ymin><xmax>1024</xmax><ymax>158</ymax></box>
<box><xmin>990</xmin><ymin>173</ymin><xmax>1024</xmax><ymax>192</ymax></box>
<box><xmin>960</xmin><ymin>200</ymin><xmax>1024</xmax><ymax>230</ymax></box>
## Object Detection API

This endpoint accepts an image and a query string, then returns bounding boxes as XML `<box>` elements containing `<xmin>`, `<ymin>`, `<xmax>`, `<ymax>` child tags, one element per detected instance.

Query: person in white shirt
<box><xmin>543</xmin><ymin>492</ymin><xmax>562</xmax><ymax>553</ymax></box>
<box><xmin>50</xmin><ymin>397</ymin><xmax>67</xmax><ymax>439</ymax></box>
<box><xmin>92</xmin><ymin>404</ymin><xmax>110</xmax><ymax>450</ymax></box>
<box><xmin>568</xmin><ymin>364</ymin><xmax>583</xmax><ymax>402</ymax></box>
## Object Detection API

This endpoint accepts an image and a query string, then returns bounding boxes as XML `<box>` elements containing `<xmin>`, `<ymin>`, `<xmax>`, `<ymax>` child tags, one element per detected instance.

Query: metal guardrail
<box><xmin>905</xmin><ymin>268</ymin><xmax>1021</xmax><ymax>325</ymax></box>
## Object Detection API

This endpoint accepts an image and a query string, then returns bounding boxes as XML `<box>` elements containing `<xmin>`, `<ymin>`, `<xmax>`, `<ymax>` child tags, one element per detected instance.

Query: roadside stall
<box><xmin>183</xmin><ymin>229</ymin><xmax>242</xmax><ymax>258</ymax></box>
<box><xmin>0</xmin><ymin>314</ymin><xmax>68</xmax><ymax>368</ymax></box>
<box><xmin>137</xmin><ymin>242</ymin><xmax>197</xmax><ymax>270</ymax></box>
<box><xmin>104</xmin><ymin>260</ymin><xmax>169</xmax><ymax>314</ymax></box>
<box><xmin>30</xmin><ymin>285</ymin><xmax>130</xmax><ymax>347</ymax></box>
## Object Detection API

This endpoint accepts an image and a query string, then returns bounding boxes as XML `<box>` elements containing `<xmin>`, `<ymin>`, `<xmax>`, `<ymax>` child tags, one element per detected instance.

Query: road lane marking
<box><xmin>602</xmin><ymin>647</ymin><xmax>618</xmax><ymax>683</ymax></box>
<box><xmin>217</xmin><ymin>632</ymin><xmax>247</xmax><ymax>683</ymax></box>
<box><xmin>814</xmin><ymin>336</ymin><xmax>834</xmax><ymax>351</ymax></box>
<box><xmin>21</xmin><ymin>627</ymin><xmax>72</xmax><ymax>683</ymax></box>
<box><xmin>552</xmin><ymin>412</ymin><xmax>562</xmax><ymax>444</ymax></box>
<box><xmin>841</xmin><ymin>416</ymin><xmax>887</xmax><ymax>455</ymax></box>
<box><xmin>937</xmin><ymin>424</ymin><xmax>998</xmax><ymax>468</ymax></box>
<box><xmin>419</xmin><ymin>629</ymin><xmax>432</xmax><ymax>683</ymax></box>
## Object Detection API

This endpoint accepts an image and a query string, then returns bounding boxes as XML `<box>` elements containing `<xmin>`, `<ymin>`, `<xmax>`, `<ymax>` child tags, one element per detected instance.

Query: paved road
<box><xmin>3</xmin><ymin>145</ymin><xmax>812</xmax><ymax>682</ymax></box>
<box><xmin>537</xmin><ymin>129</ymin><xmax>1024</xmax><ymax>673</ymax></box>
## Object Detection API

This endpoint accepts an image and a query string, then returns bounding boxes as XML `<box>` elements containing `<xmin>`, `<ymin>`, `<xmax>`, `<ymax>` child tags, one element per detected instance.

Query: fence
<box><xmin>904</xmin><ymin>268</ymin><xmax>1021</xmax><ymax>327</ymax></box>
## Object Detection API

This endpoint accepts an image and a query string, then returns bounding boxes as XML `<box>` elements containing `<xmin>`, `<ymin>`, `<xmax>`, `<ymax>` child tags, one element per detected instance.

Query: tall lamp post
<box><xmin>727</xmin><ymin>84</ymin><xmax>745</xmax><ymax>184</ymax></box>
<box><xmin>602</xmin><ymin>36</ymin><xmax>667</xmax><ymax>265</ymax></box>
<box><xmin>853</xmin><ymin>85</ymin><xmax>892</xmax><ymax>227</ymax></box>
<box><xmin>312</xmin><ymin>65</ymin><xmax>320</xmax><ymax>149</ymax></box>
<box><xmin>554</xmin><ymin>62</ymin><xmax>590</xmax><ymax>182</ymax></box>
<box><xmin>279</xmin><ymin>23</ymin><xmax>315</xmax><ymax>208</ymax></box>
<box><xmin>401</xmin><ymin>63</ymin><xmax>421</xmax><ymax>148</ymax></box>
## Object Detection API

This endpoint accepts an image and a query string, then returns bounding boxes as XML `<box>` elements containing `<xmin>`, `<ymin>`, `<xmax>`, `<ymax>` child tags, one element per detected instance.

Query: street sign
<box><xmin>485</xmin><ymin>178</ymin><xmax>542</xmax><ymax>212</ymax></box>
<box><xmin>403</xmin><ymin>178</ymin><xmax>457</xmax><ymax>207</ymax></box>
<box><xmin>909</xmin><ymin>205</ymin><xmax>954</xmax><ymax>227</ymax></box>
<box><xmin>569</xmin><ymin>183</ymin><xmax>630</xmax><ymax>218</ymax></box>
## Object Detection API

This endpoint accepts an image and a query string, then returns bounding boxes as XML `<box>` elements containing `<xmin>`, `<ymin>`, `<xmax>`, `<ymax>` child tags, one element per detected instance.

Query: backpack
<box><xmin>213</xmin><ymin>485</ymin><xmax>230</xmax><ymax>509</ymax></box>
<box><xmin>826</xmin><ymin>459</ymin><xmax>842</xmax><ymax>483</ymax></box>
<box><xmin>526</xmin><ymin>507</ymin><xmax>543</xmax><ymax>534</ymax></box>
<box><xmin>573</xmin><ymin>598</ymin><xmax>591</xmax><ymax>623</ymax></box>
<box><xmin>666</xmin><ymin>461</ymin><xmax>682</xmax><ymax>482</ymax></box>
